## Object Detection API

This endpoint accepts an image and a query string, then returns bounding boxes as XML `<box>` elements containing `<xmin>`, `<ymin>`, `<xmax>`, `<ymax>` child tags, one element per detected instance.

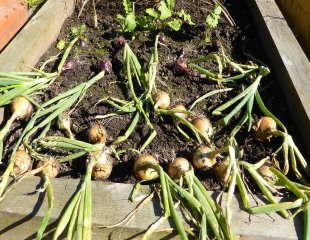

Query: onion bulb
<box><xmin>57</xmin><ymin>113</ymin><xmax>74</xmax><ymax>139</ymax></box>
<box><xmin>175</xmin><ymin>55</ymin><xmax>189</xmax><ymax>74</ymax></box>
<box><xmin>11</xmin><ymin>96</ymin><xmax>33</xmax><ymax>120</ymax></box>
<box><xmin>133</xmin><ymin>154</ymin><xmax>158</xmax><ymax>180</ymax></box>
<box><xmin>192</xmin><ymin>117</ymin><xmax>213</xmax><ymax>140</ymax></box>
<box><xmin>213</xmin><ymin>158</ymin><xmax>229</xmax><ymax>183</ymax></box>
<box><xmin>258</xmin><ymin>165</ymin><xmax>277</xmax><ymax>183</ymax></box>
<box><xmin>172</xmin><ymin>104</ymin><xmax>187</xmax><ymax>119</ymax></box>
<box><xmin>12</xmin><ymin>145</ymin><xmax>31</xmax><ymax>176</ymax></box>
<box><xmin>98</xmin><ymin>60</ymin><xmax>112</xmax><ymax>74</ymax></box>
<box><xmin>154</xmin><ymin>91</ymin><xmax>170</xmax><ymax>110</ymax></box>
<box><xmin>255</xmin><ymin>116</ymin><xmax>277</xmax><ymax>141</ymax></box>
<box><xmin>88</xmin><ymin>123</ymin><xmax>107</xmax><ymax>144</ymax></box>
<box><xmin>90</xmin><ymin>149</ymin><xmax>113</xmax><ymax>180</ymax></box>
<box><xmin>36</xmin><ymin>157</ymin><xmax>60</xmax><ymax>178</ymax></box>
<box><xmin>192</xmin><ymin>145</ymin><xmax>217</xmax><ymax>170</ymax></box>
<box><xmin>168</xmin><ymin>157</ymin><xmax>191</xmax><ymax>179</ymax></box>
<box><xmin>61</xmin><ymin>60</ymin><xmax>76</xmax><ymax>71</ymax></box>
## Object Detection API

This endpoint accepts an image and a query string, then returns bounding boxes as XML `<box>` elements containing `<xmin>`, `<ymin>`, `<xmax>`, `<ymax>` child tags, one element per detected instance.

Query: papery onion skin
<box><xmin>13</xmin><ymin>145</ymin><xmax>31</xmax><ymax>176</ymax></box>
<box><xmin>88</xmin><ymin>123</ymin><xmax>107</xmax><ymax>144</ymax></box>
<box><xmin>11</xmin><ymin>96</ymin><xmax>33</xmax><ymax>120</ymax></box>
<box><xmin>192</xmin><ymin>145</ymin><xmax>217</xmax><ymax>171</ymax></box>
<box><xmin>255</xmin><ymin>116</ymin><xmax>277</xmax><ymax>142</ymax></box>
<box><xmin>133</xmin><ymin>154</ymin><xmax>159</xmax><ymax>180</ymax></box>
<box><xmin>37</xmin><ymin>157</ymin><xmax>60</xmax><ymax>178</ymax></box>
<box><xmin>168</xmin><ymin>157</ymin><xmax>191</xmax><ymax>179</ymax></box>
<box><xmin>154</xmin><ymin>91</ymin><xmax>171</xmax><ymax>110</ymax></box>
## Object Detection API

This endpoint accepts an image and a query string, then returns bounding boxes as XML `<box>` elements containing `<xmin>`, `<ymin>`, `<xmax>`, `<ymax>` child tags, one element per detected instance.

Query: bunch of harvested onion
<box><xmin>131</xmin><ymin>154</ymin><xmax>235</xmax><ymax>240</ymax></box>
<box><xmin>0</xmin><ymin>96</ymin><xmax>33</xmax><ymax>161</ymax></box>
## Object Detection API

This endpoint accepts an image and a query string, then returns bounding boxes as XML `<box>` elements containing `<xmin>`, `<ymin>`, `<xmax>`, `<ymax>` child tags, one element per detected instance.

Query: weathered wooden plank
<box><xmin>0</xmin><ymin>0</ymin><xmax>75</xmax><ymax>71</ymax></box>
<box><xmin>248</xmin><ymin>0</ymin><xmax>310</xmax><ymax>155</ymax></box>
<box><xmin>0</xmin><ymin>177</ymin><xmax>301</xmax><ymax>239</ymax></box>
<box><xmin>276</xmin><ymin>0</ymin><xmax>310</xmax><ymax>57</ymax></box>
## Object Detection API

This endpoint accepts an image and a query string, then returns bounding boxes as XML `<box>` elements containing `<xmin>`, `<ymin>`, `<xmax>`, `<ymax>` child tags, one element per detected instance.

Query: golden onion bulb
<box><xmin>11</xmin><ymin>96</ymin><xmax>33</xmax><ymax>120</ymax></box>
<box><xmin>255</xmin><ymin>116</ymin><xmax>277</xmax><ymax>141</ymax></box>
<box><xmin>192</xmin><ymin>145</ymin><xmax>217</xmax><ymax>170</ymax></box>
<box><xmin>133</xmin><ymin>154</ymin><xmax>158</xmax><ymax>180</ymax></box>
<box><xmin>213</xmin><ymin>158</ymin><xmax>229</xmax><ymax>183</ymax></box>
<box><xmin>12</xmin><ymin>145</ymin><xmax>31</xmax><ymax>176</ymax></box>
<box><xmin>90</xmin><ymin>150</ymin><xmax>113</xmax><ymax>180</ymax></box>
<box><xmin>168</xmin><ymin>157</ymin><xmax>191</xmax><ymax>179</ymax></box>
<box><xmin>192</xmin><ymin>117</ymin><xmax>213</xmax><ymax>139</ymax></box>
<box><xmin>154</xmin><ymin>91</ymin><xmax>170</xmax><ymax>110</ymax></box>
<box><xmin>172</xmin><ymin>104</ymin><xmax>187</xmax><ymax>119</ymax></box>
<box><xmin>37</xmin><ymin>157</ymin><xmax>60</xmax><ymax>178</ymax></box>
<box><xmin>88</xmin><ymin>123</ymin><xmax>107</xmax><ymax>144</ymax></box>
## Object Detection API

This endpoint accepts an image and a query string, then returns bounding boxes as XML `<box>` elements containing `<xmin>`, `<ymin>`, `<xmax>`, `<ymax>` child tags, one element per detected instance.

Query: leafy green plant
<box><xmin>146</xmin><ymin>1</ymin><xmax>195</xmax><ymax>31</ymax></box>
<box><xmin>205</xmin><ymin>5</ymin><xmax>222</xmax><ymax>42</ymax></box>
<box><xmin>117</xmin><ymin>0</ymin><xmax>194</xmax><ymax>33</ymax></box>
<box><xmin>117</xmin><ymin>0</ymin><xmax>137</xmax><ymax>32</ymax></box>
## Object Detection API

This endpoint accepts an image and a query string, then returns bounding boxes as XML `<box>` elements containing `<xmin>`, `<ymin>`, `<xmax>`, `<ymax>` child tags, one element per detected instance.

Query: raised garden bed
<box><xmin>0</xmin><ymin>0</ymin><xmax>309</xmax><ymax>239</ymax></box>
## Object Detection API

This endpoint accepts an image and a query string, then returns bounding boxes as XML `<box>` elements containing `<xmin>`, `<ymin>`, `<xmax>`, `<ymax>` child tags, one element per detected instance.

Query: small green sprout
<box><xmin>205</xmin><ymin>5</ymin><xmax>222</xmax><ymax>42</ymax></box>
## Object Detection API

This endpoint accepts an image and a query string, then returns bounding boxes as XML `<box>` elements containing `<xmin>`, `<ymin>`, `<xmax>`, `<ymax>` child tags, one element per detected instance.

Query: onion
<box><xmin>36</xmin><ymin>157</ymin><xmax>60</xmax><ymax>178</ymax></box>
<box><xmin>57</xmin><ymin>113</ymin><xmax>74</xmax><ymax>139</ymax></box>
<box><xmin>91</xmin><ymin>150</ymin><xmax>113</xmax><ymax>180</ymax></box>
<box><xmin>192</xmin><ymin>117</ymin><xmax>213</xmax><ymax>139</ymax></box>
<box><xmin>175</xmin><ymin>54</ymin><xmax>189</xmax><ymax>74</ymax></box>
<box><xmin>158</xmin><ymin>35</ymin><xmax>166</xmax><ymax>44</ymax></box>
<box><xmin>98</xmin><ymin>60</ymin><xmax>112</xmax><ymax>74</ymax></box>
<box><xmin>258</xmin><ymin>165</ymin><xmax>277</xmax><ymax>182</ymax></box>
<box><xmin>168</xmin><ymin>157</ymin><xmax>191</xmax><ymax>179</ymax></box>
<box><xmin>154</xmin><ymin>91</ymin><xmax>170</xmax><ymax>110</ymax></box>
<box><xmin>12</xmin><ymin>145</ymin><xmax>31</xmax><ymax>176</ymax></box>
<box><xmin>61</xmin><ymin>60</ymin><xmax>76</xmax><ymax>71</ymax></box>
<box><xmin>133</xmin><ymin>154</ymin><xmax>159</xmax><ymax>180</ymax></box>
<box><xmin>88</xmin><ymin>123</ymin><xmax>107</xmax><ymax>144</ymax></box>
<box><xmin>11</xmin><ymin>96</ymin><xmax>33</xmax><ymax>120</ymax></box>
<box><xmin>114</xmin><ymin>36</ymin><xmax>127</xmax><ymax>48</ymax></box>
<box><xmin>213</xmin><ymin>158</ymin><xmax>229</xmax><ymax>183</ymax></box>
<box><xmin>255</xmin><ymin>116</ymin><xmax>277</xmax><ymax>141</ymax></box>
<box><xmin>192</xmin><ymin>145</ymin><xmax>217</xmax><ymax>170</ymax></box>
<box><xmin>172</xmin><ymin>104</ymin><xmax>187</xmax><ymax>119</ymax></box>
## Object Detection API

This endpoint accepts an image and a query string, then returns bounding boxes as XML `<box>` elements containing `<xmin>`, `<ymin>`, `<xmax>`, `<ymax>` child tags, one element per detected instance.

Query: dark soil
<box><xmin>16</xmin><ymin>0</ymin><xmax>299</xmax><ymax>190</ymax></box>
